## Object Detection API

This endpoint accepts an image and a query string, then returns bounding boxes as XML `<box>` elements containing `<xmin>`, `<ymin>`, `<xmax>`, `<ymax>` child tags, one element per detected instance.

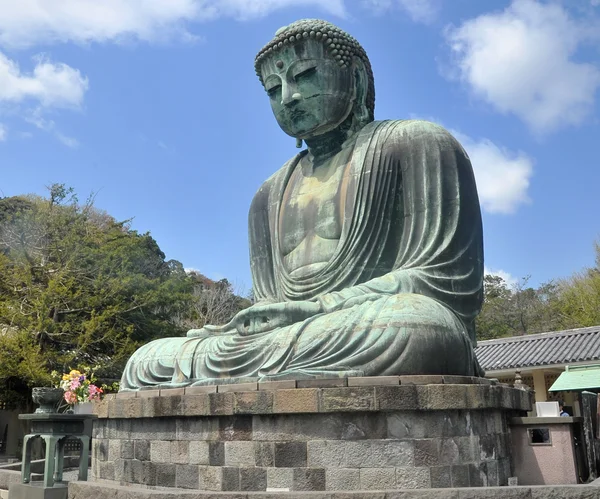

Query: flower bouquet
<box><xmin>56</xmin><ymin>368</ymin><xmax>104</xmax><ymax>410</ymax></box>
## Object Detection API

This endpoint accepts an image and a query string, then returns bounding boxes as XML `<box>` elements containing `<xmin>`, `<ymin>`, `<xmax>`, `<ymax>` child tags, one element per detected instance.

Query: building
<box><xmin>475</xmin><ymin>326</ymin><xmax>600</xmax><ymax>415</ymax></box>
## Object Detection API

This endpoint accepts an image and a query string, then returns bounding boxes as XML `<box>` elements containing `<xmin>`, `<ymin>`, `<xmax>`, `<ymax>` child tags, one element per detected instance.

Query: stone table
<box><xmin>18</xmin><ymin>413</ymin><xmax>97</xmax><ymax>487</ymax></box>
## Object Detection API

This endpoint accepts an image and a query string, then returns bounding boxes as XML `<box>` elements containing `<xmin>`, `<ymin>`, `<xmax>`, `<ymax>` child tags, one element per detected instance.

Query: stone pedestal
<box><xmin>8</xmin><ymin>483</ymin><xmax>67</xmax><ymax>499</ymax></box>
<box><xmin>91</xmin><ymin>376</ymin><xmax>532</xmax><ymax>492</ymax></box>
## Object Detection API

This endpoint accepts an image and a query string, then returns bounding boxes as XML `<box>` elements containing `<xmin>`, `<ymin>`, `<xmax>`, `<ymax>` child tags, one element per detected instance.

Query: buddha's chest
<box><xmin>279</xmin><ymin>156</ymin><xmax>352</xmax><ymax>258</ymax></box>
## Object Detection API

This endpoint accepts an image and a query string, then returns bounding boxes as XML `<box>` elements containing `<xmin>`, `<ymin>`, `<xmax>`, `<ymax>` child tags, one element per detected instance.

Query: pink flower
<box><xmin>88</xmin><ymin>384</ymin><xmax>103</xmax><ymax>401</ymax></box>
<box><xmin>70</xmin><ymin>379</ymin><xmax>81</xmax><ymax>390</ymax></box>
<box><xmin>64</xmin><ymin>391</ymin><xmax>77</xmax><ymax>404</ymax></box>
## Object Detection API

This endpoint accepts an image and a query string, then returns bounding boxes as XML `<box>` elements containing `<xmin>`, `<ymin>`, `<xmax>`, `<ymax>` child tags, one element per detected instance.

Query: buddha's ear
<box><xmin>352</xmin><ymin>58</ymin><xmax>370</xmax><ymax>126</ymax></box>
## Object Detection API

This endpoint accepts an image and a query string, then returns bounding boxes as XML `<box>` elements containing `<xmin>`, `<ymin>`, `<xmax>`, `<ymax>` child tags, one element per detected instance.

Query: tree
<box><xmin>0</xmin><ymin>185</ymin><xmax>193</xmax><ymax>404</ymax></box>
<box><xmin>173</xmin><ymin>272</ymin><xmax>251</xmax><ymax>330</ymax></box>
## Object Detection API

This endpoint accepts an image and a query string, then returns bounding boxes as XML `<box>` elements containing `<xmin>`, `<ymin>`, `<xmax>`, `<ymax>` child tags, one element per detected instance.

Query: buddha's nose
<box><xmin>281</xmin><ymin>83</ymin><xmax>302</xmax><ymax>107</ymax></box>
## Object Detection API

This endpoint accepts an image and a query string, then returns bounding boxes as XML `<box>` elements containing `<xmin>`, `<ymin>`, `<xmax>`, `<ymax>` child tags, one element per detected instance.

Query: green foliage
<box><xmin>476</xmin><ymin>242</ymin><xmax>600</xmax><ymax>341</ymax></box>
<box><xmin>0</xmin><ymin>184</ymin><xmax>196</xmax><ymax>405</ymax></box>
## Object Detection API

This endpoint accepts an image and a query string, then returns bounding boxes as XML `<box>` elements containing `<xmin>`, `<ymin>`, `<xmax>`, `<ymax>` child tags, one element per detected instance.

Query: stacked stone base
<box><xmin>91</xmin><ymin>376</ymin><xmax>532</xmax><ymax>492</ymax></box>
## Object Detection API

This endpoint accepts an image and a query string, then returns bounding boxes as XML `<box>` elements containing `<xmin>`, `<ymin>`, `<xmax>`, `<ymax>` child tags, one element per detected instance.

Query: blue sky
<box><xmin>1</xmin><ymin>0</ymin><xmax>599</xmax><ymax>293</ymax></box>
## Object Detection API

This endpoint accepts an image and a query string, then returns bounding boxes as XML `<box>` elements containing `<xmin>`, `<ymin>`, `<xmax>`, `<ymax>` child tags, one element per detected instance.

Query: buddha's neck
<box><xmin>304</xmin><ymin>115</ymin><xmax>360</xmax><ymax>166</ymax></box>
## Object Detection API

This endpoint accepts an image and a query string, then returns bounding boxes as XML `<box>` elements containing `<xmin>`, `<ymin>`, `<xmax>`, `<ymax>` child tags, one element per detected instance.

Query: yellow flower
<box><xmin>62</xmin><ymin>375</ymin><xmax>69</xmax><ymax>381</ymax></box>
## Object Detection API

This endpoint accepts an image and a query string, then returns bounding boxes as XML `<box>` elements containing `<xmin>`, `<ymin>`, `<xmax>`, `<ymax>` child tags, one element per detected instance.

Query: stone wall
<box><xmin>91</xmin><ymin>376</ymin><xmax>532</xmax><ymax>492</ymax></box>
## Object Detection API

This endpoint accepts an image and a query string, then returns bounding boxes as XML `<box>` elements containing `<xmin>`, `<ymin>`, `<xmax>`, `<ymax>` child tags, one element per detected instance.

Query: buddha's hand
<box><xmin>231</xmin><ymin>301</ymin><xmax>323</xmax><ymax>336</ymax></box>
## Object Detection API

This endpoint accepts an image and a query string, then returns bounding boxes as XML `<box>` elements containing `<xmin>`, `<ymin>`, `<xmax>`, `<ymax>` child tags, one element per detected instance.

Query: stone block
<box><xmin>140</xmin><ymin>396</ymin><xmax>159</xmax><ymax>418</ymax></box>
<box><xmin>96</xmin><ymin>461</ymin><xmax>114</xmax><ymax>481</ymax></box>
<box><xmin>479</xmin><ymin>434</ymin><xmax>497</xmax><ymax>462</ymax></box>
<box><xmin>348</xmin><ymin>376</ymin><xmax>400</xmax><ymax>387</ymax></box>
<box><xmin>133</xmin><ymin>440</ymin><xmax>149</xmax><ymax>462</ymax></box>
<box><xmin>198</xmin><ymin>465</ymin><xmax>222</xmax><ymax>491</ymax></box>
<box><xmin>222</xmin><ymin>467</ymin><xmax>240</xmax><ymax>491</ymax></box>
<box><xmin>414</xmin><ymin>438</ymin><xmax>460</xmax><ymax>467</ymax></box>
<box><xmin>443</xmin><ymin>376</ymin><xmax>473</xmax><ymax>385</ymax></box>
<box><xmin>455</xmin><ymin>436</ymin><xmax>478</xmax><ymax>463</ymax></box>
<box><xmin>400</xmin><ymin>375</ymin><xmax>444</xmax><ymax>385</ymax></box>
<box><xmin>468</xmin><ymin>462</ymin><xmax>487</xmax><ymax>487</ymax></box>
<box><xmin>274</xmin><ymin>442</ymin><xmax>307</xmax><ymax>468</ymax></box>
<box><xmin>273</xmin><ymin>388</ymin><xmax>319</xmax><ymax>413</ymax></box>
<box><xmin>375</xmin><ymin>386</ymin><xmax>418</xmax><ymax>411</ymax></box>
<box><xmin>430</xmin><ymin>466</ymin><xmax>452</xmax><ymax>488</ymax></box>
<box><xmin>156</xmin><ymin>394</ymin><xmax>184</xmax><ymax>417</ymax></box>
<box><xmin>325</xmin><ymin>468</ymin><xmax>360</xmax><ymax>491</ymax></box>
<box><xmin>240</xmin><ymin>467</ymin><xmax>267</xmax><ymax>491</ymax></box>
<box><xmin>176</xmin><ymin>417</ymin><xmax>219</xmax><ymax>440</ymax></box>
<box><xmin>115</xmin><ymin>391</ymin><xmax>136</xmax><ymax>399</ymax></box>
<box><xmin>419</xmin><ymin>385</ymin><xmax>468</xmax><ymax>410</ymax></box>
<box><xmin>92</xmin><ymin>399</ymin><xmax>109</xmax><ymax>418</ymax></box>
<box><xmin>297</xmin><ymin>378</ymin><xmax>348</xmax><ymax>389</ymax></box>
<box><xmin>209</xmin><ymin>442</ymin><xmax>225</xmax><ymax>466</ymax></box>
<box><xmin>209</xmin><ymin>392</ymin><xmax>234</xmax><ymax>415</ymax></box>
<box><xmin>234</xmin><ymin>390</ymin><xmax>273</xmax><ymax>414</ymax></box>
<box><xmin>155</xmin><ymin>463</ymin><xmax>176</xmax><ymax>488</ymax></box>
<box><xmin>124</xmin><ymin>459</ymin><xmax>145</xmax><ymax>484</ymax></box>
<box><xmin>319</xmin><ymin>387</ymin><xmax>376</xmax><ymax>412</ymax></box>
<box><xmin>308</xmin><ymin>440</ymin><xmax>412</xmax><ymax>468</ymax></box>
<box><xmin>95</xmin><ymin>439</ymin><xmax>108</xmax><ymax>461</ymax></box>
<box><xmin>175</xmin><ymin>464</ymin><xmax>199</xmax><ymax>489</ymax></box>
<box><xmin>219</xmin><ymin>416</ymin><xmax>252</xmax><ymax>440</ymax></box>
<box><xmin>137</xmin><ymin>390</ymin><xmax>160</xmax><ymax>398</ymax></box>
<box><xmin>108</xmin><ymin>440</ymin><xmax>121</xmax><ymax>461</ymax></box>
<box><xmin>182</xmin><ymin>395</ymin><xmax>210</xmax><ymax>416</ymax></box>
<box><xmin>189</xmin><ymin>441</ymin><xmax>210</xmax><ymax>465</ymax></box>
<box><xmin>255</xmin><ymin>442</ymin><xmax>275</xmax><ymax>467</ymax></box>
<box><xmin>359</xmin><ymin>467</ymin><xmax>396</xmax><ymax>490</ymax></box>
<box><xmin>530</xmin><ymin>486</ymin><xmax>599</xmax><ymax>499</ymax></box>
<box><xmin>161</xmin><ymin>387</ymin><xmax>185</xmax><ymax>397</ymax></box>
<box><xmin>225</xmin><ymin>441</ymin><xmax>256</xmax><ymax>467</ymax></box>
<box><xmin>486</xmin><ymin>460</ymin><xmax>499</xmax><ymax>487</ymax></box>
<box><xmin>217</xmin><ymin>382</ymin><xmax>258</xmax><ymax>393</ymax></box>
<box><xmin>184</xmin><ymin>385</ymin><xmax>217</xmax><ymax>395</ymax></box>
<box><xmin>150</xmin><ymin>441</ymin><xmax>171</xmax><ymax>463</ymax></box>
<box><xmin>395</xmin><ymin>467</ymin><xmax>431</xmax><ymax>489</ymax></box>
<box><xmin>139</xmin><ymin>417</ymin><xmax>176</xmax><ymax>440</ymax></box>
<box><xmin>8</xmin><ymin>483</ymin><xmax>68</xmax><ymax>499</ymax></box>
<box><xmin>267</xmin><ymin>468</ymin><xmax>293</xmax><ymax>489</ymax></box>
<box><xmin>171</xmin><ymin>440</ymin><xmax>190</xmax><ymax>464</ymax></box>
<box><xmin>451</xmin><ymin>464</ymin><xmax>471</xmax><ymax>487</ymax></box>
<box><xmin>121</xmin><ymin>440</ymin><xmax>134</xmax><ymax>460</ymax></box>
<box><xmin>464</xmin><ymin>385</ymin><xmax>489</xmax><ymax>409</ymax></box>
<box><xmin>292</xmin><ymin>468</ymin><xmax>326</xmax><ymax>491</ymax></box>
<box><xmin>259</xmin><ymin>380</ymin><xmax>297</xmax><ymax>390</ymax></box>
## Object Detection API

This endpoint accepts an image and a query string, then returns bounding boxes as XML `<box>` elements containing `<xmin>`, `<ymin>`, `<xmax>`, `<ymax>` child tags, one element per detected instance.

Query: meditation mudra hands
<box><xmin>186</xmin><ymin>300</ymin><xmax>323</xmax><ymax>338</ymax></box>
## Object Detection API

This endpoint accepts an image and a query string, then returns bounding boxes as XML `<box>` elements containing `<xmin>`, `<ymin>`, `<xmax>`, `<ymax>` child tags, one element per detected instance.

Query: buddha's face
<box><xmin>260</xmin><ymin>38</ymin><xmax>355</xmax><ymax>139</ymax></box>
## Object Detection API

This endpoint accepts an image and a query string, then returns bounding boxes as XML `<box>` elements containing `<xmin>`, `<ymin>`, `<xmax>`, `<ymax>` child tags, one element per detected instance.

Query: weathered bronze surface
<box><xmin>120</xmin><ymin>19</ymin><xmax>484</xmax><ymax>390</ymax></box>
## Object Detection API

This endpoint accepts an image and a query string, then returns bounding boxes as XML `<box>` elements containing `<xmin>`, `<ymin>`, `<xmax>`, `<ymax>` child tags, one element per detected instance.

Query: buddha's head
<box><xmin>255</xmin><ymin>19</ymin><xmax>375</xmax><ymax>142</ymax></box>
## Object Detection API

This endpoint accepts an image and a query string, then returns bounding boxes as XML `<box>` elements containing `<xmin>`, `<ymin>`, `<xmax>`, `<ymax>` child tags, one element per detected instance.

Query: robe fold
<box><xmin>120</xmin><ymin>119</ymin><xmax>484</xmax><ymax>390</ymax></box>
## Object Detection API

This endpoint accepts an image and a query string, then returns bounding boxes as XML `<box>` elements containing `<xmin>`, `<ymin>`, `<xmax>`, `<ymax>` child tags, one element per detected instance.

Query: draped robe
<box><xmin>120</xmin><ymin>120</ymin><xmax>484</xmax><ymax>390</ymax></box>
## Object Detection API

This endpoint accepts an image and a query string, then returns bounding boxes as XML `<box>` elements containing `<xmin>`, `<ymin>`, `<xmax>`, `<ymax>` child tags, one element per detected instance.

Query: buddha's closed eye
<box><xmin>294</xmin><ymin>66</ymin><xmax>317</xmax><ymax>81</ymax></box>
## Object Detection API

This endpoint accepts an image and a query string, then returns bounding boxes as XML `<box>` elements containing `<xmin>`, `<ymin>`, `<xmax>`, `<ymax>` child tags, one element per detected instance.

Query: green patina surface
<box><xmin>120</xmin><ymin>19</ymin><xmax>485</xmax><ymax>391</ymax></box>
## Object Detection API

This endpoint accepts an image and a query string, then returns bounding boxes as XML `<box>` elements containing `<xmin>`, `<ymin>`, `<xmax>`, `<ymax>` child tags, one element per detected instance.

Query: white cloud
<box><xmin>0</xmin><ymin>124</ymin><xmax>6</xmax><ymax>141</ymax></box>
<box><xmin>445</xmin><ymin>0</ymin><xmax>600</xmax><ymax>134</ymax></box>
<box><xmin>452</xmin><ymin>130</ymin><xmax>533</xmax><ymax>214</ymax></box>
<box><xmin>484</xmin><ymin>267</ymin><xmax>517</xmax><ymax>286</ymax></box>
<box><xmin>26</xmin><ymin>109</ymin><xmax>79</xmax><ymax>148</ymax></box>
<box><xmin>363</xmin><ymin>0</ymin><xmax>438</xmax><ymax>23</ymax></box>
<box><xmin>0</xmin><ymin>52</ymin><xmax>88</xmax><ymax>109</ymax></box>
<box><xmin>0</xmin><ymin>0</ymin><xmax>345</xmax><ymax>49</ymax></box>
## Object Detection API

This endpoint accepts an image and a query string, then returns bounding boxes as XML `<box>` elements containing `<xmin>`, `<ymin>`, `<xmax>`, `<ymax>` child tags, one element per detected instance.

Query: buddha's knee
<box><xmin>376</xmin><ymin>293</ymin><xmax>463</xmax><ymax>332</ymax></box>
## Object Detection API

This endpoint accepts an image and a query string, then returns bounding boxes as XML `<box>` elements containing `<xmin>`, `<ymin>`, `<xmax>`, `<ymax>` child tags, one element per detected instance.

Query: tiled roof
<box><xmin>475</xmin><ymin>326</ymin><xmax>600</xmax><ymax>372</ymax></box>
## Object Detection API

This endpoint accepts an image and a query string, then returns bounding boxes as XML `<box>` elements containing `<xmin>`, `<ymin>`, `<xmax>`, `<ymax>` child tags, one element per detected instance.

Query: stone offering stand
<box><xmin>91</xmin><ymin>376</ymin><xmax>532</xmax><ymax>493</ymax></box>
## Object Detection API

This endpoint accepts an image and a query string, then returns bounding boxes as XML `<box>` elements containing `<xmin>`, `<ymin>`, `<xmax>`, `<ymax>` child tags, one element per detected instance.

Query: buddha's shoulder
<box><xmin>367</xmin><ymin>119</ymin><xmax>459</xmax><ymax>145</ymax></box>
